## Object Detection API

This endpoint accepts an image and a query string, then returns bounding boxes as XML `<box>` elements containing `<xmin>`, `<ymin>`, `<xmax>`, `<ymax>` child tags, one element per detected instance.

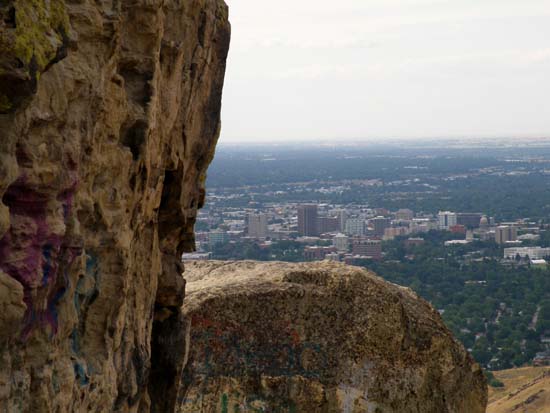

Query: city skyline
<box><xmin>189</xmin><ymin>144</ymin><xmax>550</xmax><ymax>371</ymax></box>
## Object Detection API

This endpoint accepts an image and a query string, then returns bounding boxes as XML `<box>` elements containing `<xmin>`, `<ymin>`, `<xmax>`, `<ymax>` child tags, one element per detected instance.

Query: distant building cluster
<box><xmin>183</xmin><ymin>199</ymin><xmax>548</xmax><ymax>267</ymax></box>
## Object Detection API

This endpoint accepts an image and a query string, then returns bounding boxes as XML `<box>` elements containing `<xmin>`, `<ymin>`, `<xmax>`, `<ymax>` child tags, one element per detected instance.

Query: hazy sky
<box><xmin>220</xmin><ymin>0</ymin><xmax>550</xmax><ymax>143</ymax></box>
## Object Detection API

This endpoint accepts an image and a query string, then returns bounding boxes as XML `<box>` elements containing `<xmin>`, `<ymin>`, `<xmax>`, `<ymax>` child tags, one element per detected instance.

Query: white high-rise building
<box><xmin>247</xmin><ymin>213</ymin><xmax>268</xmax><ymax>238</ymax></box>
<box><xmin>333</xmin><ymin>233</ymin><xmax>349</xmax><ymax>252</ymax></box>
<box><xmin>336</xmin><ymin>209</ymin><xmax>348</xmax><ymax>232</ymax></box>
<box><xmin>438</xmin><ymin>211</ymin><xmax>457</xmax><ymax>230</ymax></box>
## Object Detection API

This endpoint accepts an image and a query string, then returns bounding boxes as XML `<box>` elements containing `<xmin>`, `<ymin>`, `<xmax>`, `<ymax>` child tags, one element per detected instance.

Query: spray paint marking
<box><xmin>0</xmin><ymin>174</ymin><xmax>80</xmax><ymax>339</ymax></box>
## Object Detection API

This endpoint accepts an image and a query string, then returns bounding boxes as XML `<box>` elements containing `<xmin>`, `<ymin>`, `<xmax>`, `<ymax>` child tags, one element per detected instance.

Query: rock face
<box><xmin>180</xmin><ymin>261</ymin><xmax>487</xmax><ymax>413</ymax></box>
<box><xmin>0</xmin><ymin>0</ymin><xmax>230</xmax><ymax>410</ymax></box>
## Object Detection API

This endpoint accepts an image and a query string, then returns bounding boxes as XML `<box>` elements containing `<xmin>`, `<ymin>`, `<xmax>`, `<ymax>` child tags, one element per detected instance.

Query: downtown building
<box><xmin>318</xmin><ymin>216</ymin><xmax>339</xmax><ymax>234</ymax></box>
<box><xmin>371</xmin><ymin>216</ymin><xmax>391</xmax><ymax>237</ymax></box>
<box><xmin>395</xmin><ymin>208</ymin><xmax>414</xmax><ymax>221</ymax></box>
<box><xmin>438</xmin><ymin>211</ymin><xmax>457</xmax><ymax>230</ymax></box>
<box><xmin>345</xmin><ymin>218</ymin><xmax>366</xmax><ymax>236</ymax></box>
<box><xmin>303</xmin><ymin>246</ymin><xmax>337</xmax><ymax>261</ymax></box>
<box><xmin>298</xmin><ymin>204</ymin><xmax>319</xmax><ymax>236</ymax></box>
<box><xmin>336</xmin><ymin>209</ymin><xmax>348</xmax><ymax>232</ymax></box>
<box><xmin>351</xmin><ymin>238</ymin><xmax>382</xmax><ymax>260</ymax></box>
<box><xmin>495</xmin><ymin>225</ymin><xmax>518</xmax><ymax>245</ymax></box>
<box><xmin>247</xmin><ymin>213</ymin><xmax>268</xmax><ymax>238</ymax></box>
<box><xmin>504</xmin><ymin>246</ymin><xmax>550</xmax><ymax>260</ymax></box>
<box><xmin>410</xmin><ymin>218</ymin><xmax>438</xmax><ymax>233</ymax></box>
<box><xmin>383</xmin><ymin>226</ymin><xmax>410</xmax><ymax>240</ymax></box>
<box><xmin>208</xmin><ymin>229</ymin><xmax>229</xmax><ymax>247</ymax></box>
<box><xmin>457</xmin><ymin>213</ymin><xmax>483</xmax><ymax>229</ymax></box>
<box><xmin>333</xmin><ymin>233</ymin><xmax>349</xmax><ymax>252</ymax></box>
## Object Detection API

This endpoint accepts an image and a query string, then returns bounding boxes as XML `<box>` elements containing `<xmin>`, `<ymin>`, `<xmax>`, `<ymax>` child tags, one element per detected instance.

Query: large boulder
<box><xmin>180</xmin><ymin>261</ymin><xmax>487</xmax><ymax>413</ymax></box>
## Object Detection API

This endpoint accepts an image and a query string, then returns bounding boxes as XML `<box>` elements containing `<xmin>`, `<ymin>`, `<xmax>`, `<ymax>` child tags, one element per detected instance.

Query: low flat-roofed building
<box><xmin>444</xmin><ymin>239</ymin><xmax>471</xmax><ymax>246</ymax></box>
<box><xmin>530</xmin><ymin>259</ymin><xmax>548</xmax><ymax>268</ymax></box>
<box><xmin>404</xmin><ymin>237</ymin><xmax>425</xmax><ymax>248</ymax></box>
<box><xmin>504</xmin><ymin>246</ymin><xmax>550</xmax><ymax>260</ymax></box>
<box><xmin>304</xmin><ymin>246</ymin><xmax>337</xmax><ymax>261</ymax></box>
<box><xmin>351</xmin><ymin>238</ymin><xmax>382</xmax><ymax>260</ymax></box>
<box><xmin>181</xmin><ymin>252</ymin><xmax>211</xmax><ymax>261</ymax></box>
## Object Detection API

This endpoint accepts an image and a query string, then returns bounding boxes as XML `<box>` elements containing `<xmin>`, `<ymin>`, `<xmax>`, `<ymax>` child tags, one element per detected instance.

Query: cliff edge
<box><xmin>180</xmin><ymin>261</ymin><xmax>488</xmax><ymax>413</ymax></box>
<box><xmin>0</xmin><ymin>0</ymin><xmax>230</xmax><ymax>411</ymax></box>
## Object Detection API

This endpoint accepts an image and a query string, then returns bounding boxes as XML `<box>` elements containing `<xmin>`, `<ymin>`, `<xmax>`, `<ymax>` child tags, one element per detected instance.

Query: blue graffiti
<box><xmin>71</xmin><ymin>328</ymin><xmax>80</xmax><ymax>355</ymax></box>
<box><xmin>73</xmin><ymin>253</ymin><xmax>100</xmax><ymax>340</ymax></box>
<box><xmin>70</xmin><ymin>253</ymin><xmax>100</xmax><ymax>388</ymax></box>
<box><xmin>46</xmin><ymin>287</ymin><xmax>66</xmax><ymax>338</ymax></box>
<box><xmin>41</xmin><ymin>244</ymin><xmax>53</xmax><ymax>286</ymax></box>
<box><xmin>73</xmin><ymin>362</ymin><xmax>89</xmax><ymax>386</ymax></box>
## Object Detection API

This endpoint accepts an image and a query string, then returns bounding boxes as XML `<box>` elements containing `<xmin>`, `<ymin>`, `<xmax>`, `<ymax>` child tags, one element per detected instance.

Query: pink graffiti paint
<box><xmin>0</xmin><ymin>173</ymin><xmax>80</xmax><ymax>339</ymax></box>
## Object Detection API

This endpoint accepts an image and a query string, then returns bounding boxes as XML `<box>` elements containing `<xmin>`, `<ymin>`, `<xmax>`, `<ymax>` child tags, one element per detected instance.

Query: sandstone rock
<box><xmin>0</xmin><ymin>270</ymin><xmax>26</xmax><ymax>337</ymax></box>
<box><xmin>0</xmin><ymin>0</ymin><xmax>70</xmax><ymax>113</ymax></box>
<box><xmin>180</xmin><ymin>261</ymin><xmax>488</xmax><ymax>413</ymax></box>
<box><xmin>0</xmin><ymin>0</ymin><xmax>230</xmax><ymax>410</ymax></box>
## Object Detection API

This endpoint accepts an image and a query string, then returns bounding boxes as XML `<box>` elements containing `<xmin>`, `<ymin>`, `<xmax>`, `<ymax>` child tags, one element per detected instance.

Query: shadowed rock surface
<box><xmin>0</xmin><ymin>0</ymin><xmax>230</xmax><ymax>411</ymax></box>
<box><xmin>180</xmin><ymin>260</ymin><xmax>487</xmax><ymax>413</ymax></box>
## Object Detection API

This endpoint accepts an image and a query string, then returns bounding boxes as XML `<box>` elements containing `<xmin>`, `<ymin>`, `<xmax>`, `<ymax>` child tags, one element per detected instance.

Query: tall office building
<box><xmin>298</xmin><ymin>204</ymin><xmax>318</xmax><ymax>236</ymax></box>
<box><xmin>336</xmin><ymin>209</ymin><xmax>348</xmax><ymax>232</ymax></box>
<box><xmin>371</xmin><ymin>216</ymin><xmax>391</xmax><ymax>237</ymax></box>
<box><xmin>438</xmin><ymin>211</ymin><xmax>457</xmax><ymax>230</ymax></box>
<box><xmin>344</xmin><ymin>218</ymin><xmax>365</xmax><ymax>236</ymax></box>
<box><xmin>247</xmin><ymin>213</ymin><xmax>268</xmax><ymax>238</ymax></box>
<box><xmin>495</xmin><ymin>226</ymin><xmax>517</xmax><ymax>245</ymax></box>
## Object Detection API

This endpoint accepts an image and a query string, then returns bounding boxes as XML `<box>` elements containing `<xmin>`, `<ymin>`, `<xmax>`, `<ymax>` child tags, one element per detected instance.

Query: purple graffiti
<box><xmin>0</xmin><ymin>172</ymin><xmax>80</xmax><ymax>340</ymax></box>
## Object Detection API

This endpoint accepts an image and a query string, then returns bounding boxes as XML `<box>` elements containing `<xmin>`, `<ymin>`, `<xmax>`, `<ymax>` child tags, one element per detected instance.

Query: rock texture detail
<box><xmin>0</xmin><ymin>0</ymin><xmax>230</xmax><ymax>410</ymax></box>
<box><xmin>180</xmin><ymin>261</ymin><xmax>488</xmax><ymax>413</ymax></box>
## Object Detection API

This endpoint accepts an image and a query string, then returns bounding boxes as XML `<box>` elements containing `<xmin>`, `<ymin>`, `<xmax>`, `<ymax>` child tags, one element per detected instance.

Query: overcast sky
<box><xmin>220</xmin><ymin>0</ymin><xmax>550</xmax><ymax>143</ymax></box>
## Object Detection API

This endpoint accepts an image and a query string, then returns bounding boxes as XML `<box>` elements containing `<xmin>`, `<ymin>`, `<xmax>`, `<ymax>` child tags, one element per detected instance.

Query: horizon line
<box><xmin>217</xmin><ymin>135</ymin><xmax>550</xmax><ymax>145</ymax></box>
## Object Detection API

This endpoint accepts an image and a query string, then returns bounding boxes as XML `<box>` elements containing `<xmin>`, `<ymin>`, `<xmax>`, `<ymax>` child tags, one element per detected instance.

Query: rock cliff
<box><xmin>0</xmin><ymin>0</ymin><xmax>230</xmax><ymax>411</ymax></box>
<box><xmin>180</xmin><ymin>261</ymin><xmax>487</xmax><ymax>413</ymax></box>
